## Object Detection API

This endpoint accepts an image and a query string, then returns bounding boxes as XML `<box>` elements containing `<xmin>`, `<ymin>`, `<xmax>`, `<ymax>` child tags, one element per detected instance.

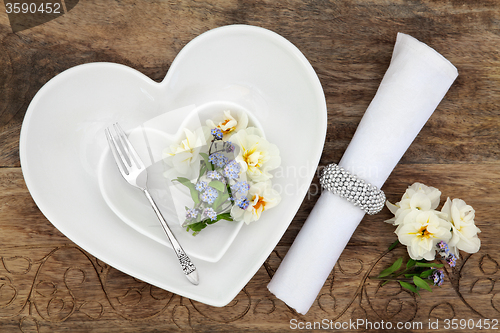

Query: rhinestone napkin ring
<box><xmin>319</xmin><ymin>163</ymin><xmax>386</xmax><ymax>215</ymax></box>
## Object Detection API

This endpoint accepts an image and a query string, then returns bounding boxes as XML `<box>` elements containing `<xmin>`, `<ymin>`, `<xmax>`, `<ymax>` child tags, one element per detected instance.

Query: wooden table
<box><xmin>1</xmin><ymin>0</ymin><xmax>500</xmax><ymax>331</ymax></box>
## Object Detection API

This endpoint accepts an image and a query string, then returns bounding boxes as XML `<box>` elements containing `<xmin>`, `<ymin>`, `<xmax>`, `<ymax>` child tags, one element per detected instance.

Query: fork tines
<box><xmin>105</xmin><ymin>123</ymin><xmax>145</xmax><ymax>176</ymax></box>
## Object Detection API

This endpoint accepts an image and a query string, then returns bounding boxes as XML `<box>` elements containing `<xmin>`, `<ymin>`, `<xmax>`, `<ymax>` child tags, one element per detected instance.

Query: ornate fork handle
<box><xmin>143</xmin><ymin>189</ymin><xmax>199</xmax><ymax>284</ymax></box>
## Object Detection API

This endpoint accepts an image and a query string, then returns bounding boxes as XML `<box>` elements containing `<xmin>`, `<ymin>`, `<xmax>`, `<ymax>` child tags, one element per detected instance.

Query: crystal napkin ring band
<box><xmin>319</xmin><ymin>163</ymin><xmax>386</xmax><ymax>215</ymax></box>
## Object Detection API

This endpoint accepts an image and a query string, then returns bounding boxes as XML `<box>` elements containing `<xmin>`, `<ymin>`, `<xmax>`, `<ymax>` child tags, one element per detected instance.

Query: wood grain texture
<box><xmin>1</xmin><ymin>0</ymin><xmax>500</xmax><ymax>331</ymax></box>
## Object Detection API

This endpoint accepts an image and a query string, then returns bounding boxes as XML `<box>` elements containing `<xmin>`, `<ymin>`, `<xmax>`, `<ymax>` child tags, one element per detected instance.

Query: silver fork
<box><xmin>105</xmin><ymin>123</ymin><xmax>199</xmax><ymax>285</ymax></box>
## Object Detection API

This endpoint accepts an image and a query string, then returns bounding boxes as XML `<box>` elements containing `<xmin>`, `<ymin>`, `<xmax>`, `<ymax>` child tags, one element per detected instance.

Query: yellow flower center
<box><xmin>243</xmin><ymin>147</ymin><xmax>262</xmax><ymax>168</ymax></box>
<box><xmin>418</xmin><ymin>226</ymin><xmax>431</xmax><ymax>239</ymax></box>
<box><xmin>252</xmin><ymin>195</ymin><xmax>266</xmax><ymax>211</ymax></box>
<box><xmin>219</xmin><ymin>119</ymin><xmax>236</xmax><ymax>134</ymax></box>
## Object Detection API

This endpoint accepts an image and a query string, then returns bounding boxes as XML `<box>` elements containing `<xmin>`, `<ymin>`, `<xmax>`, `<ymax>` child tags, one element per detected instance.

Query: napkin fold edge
<box><xmin>396</xmin><ymin>32</ymin><xmax>458</xmax><ymax>80</ymax></box>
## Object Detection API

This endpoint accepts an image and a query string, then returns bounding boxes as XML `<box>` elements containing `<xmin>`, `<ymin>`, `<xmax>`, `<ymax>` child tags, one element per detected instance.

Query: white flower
<box><xmin>163</xmin><ymin>127</ymin><xmax>207</xmax><ymax>177</ymax></box>
<box><xmin>206</xmin><ymin>110</ymin><xmax>248</xmax><ymax>140</ymax></box>
<box><xmin>230</xmin><ymin>127</ymin><xmax>281</xmax><ymax>182</ymax></box>
<box><xmin>441</xmin><ymin>198</ymin><xmax>481</xmax><ymax>256</ymax></box>
<box><xmin>386</xmin><ymin>182</ymin><xmax>441</xmax><ymax>228</ymax></box>
<box><xmin>231</xmin><ymin>181</ymin><xmax>281</xmax><ymax>224</ymax></box>
<box><xmin>396</xmin><ymin>210</ymin><xmax>452</xmax><ymax>261</ymax></box>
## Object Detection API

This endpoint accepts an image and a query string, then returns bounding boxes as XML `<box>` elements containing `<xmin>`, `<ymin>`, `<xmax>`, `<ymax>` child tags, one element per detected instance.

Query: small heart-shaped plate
<box><xmin>97</xmin><ymin>101</ymin><xmax>265</xmax><ymax>263</ymax></box>
<box><xmin>19</xmin><ymin>25</ymin><xmax>326</xmax><ymax>306</ymax></box>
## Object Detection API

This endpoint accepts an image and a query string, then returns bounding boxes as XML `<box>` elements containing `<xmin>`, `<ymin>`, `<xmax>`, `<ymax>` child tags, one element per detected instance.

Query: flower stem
<box><xmin>208</xmin><ymin>139</ymin><xmax>216</xmax><ymax>155</ymax></box>
<box><xmin>390</xmin><ymin>267</ymin><xmax>413</xmax><ymax>278</ymax></box>
<box><xmin>369</xmin><ymin>276</ymin><xmax>414</xmax><ymax>283</ymax></box>
<box><xmin>226</xmin><ymin>183</ymin><xmax>234</xmax><ymax>204</ymax></box>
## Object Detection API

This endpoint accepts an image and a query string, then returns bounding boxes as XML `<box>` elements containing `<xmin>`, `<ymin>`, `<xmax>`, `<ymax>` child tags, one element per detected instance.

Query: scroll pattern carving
<box><xmin>0</xmin><ymin>244</ymin><xmax>496</xmax><ymax>331</ymax></box>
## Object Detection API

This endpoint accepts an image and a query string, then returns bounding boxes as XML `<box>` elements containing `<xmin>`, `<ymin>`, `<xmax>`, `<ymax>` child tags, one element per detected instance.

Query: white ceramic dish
<box><xmin>19</xmin><ymin>25</ymin><xmax>327</xmax><ymax>306</ymax></box>
<box><xmin>97</xmin><ymin>101</ymin><xmax>265</xmax><ymax>263</ymax></box>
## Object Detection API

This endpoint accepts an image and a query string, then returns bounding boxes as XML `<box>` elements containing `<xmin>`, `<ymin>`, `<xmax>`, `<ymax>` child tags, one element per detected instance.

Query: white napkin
<box><xmin>267</xmin><ymin>33</ymin><xmax>458</xmax><ymax>315</ymax></box>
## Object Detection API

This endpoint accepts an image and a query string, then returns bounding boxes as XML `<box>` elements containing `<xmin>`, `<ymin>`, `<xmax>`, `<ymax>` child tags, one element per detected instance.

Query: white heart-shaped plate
<box><xmin>19</xmin><ymin>25</ymin><xmax>327</xmax><ymax>306</ymax></box>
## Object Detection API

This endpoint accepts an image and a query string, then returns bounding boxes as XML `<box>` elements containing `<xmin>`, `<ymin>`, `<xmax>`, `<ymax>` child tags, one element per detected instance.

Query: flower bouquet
<box><xmin>163</xmin><ymin>108</ymin><xmax>282</xmax><ymax>235</ymax></box>
<box><xmin>372</xmin><ymin>182</ymin><xmax>481</xmax><ymax>294</ymax></box>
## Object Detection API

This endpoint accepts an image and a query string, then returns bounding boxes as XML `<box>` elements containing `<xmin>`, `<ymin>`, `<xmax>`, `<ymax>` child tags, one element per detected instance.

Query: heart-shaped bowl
<box><xmin>97</xmin><ymin>100</ymin><xmax>265</xmax><ymax>263</ymax></box>
<box><xmin>19</xmin><ymin>24</ymin><xmax>327</xmax><ymax>306</ymax></box>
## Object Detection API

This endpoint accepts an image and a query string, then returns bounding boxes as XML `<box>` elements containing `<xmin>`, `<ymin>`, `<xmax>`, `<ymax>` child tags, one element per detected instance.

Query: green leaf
<box><xmin>215</xmin><ymin>212</ymin><xmax>233</xmax><ymax>222</ymax></box>
<box><xmin>209</xmin><ymin>180</ymin><xmax>226</xmax><ymax>192</ymax></box>
<box><xmin>378</xmin><ymin>257</ymin><xmax>403</xmax><ymax>278</ymax></box>
<box><xmin>415</xmin><ymin>262</ymin><xmax>444</xmax><ymax>268</ymax></box>
<box><xmin>185</xmin><ymin>213</ymin><xmax>233</xmax><ymax>236</ymax></box>
<box><xmin>419</xmin><ymin>269</ymin><xmax>434</xmax><ymax>279</ymax></box>
<box><xmin>406</xmin><ymin>259</ymin><xmax>416</xmax><ymax>269</ymax></box>
<box><xmin>213</xmin><ymin>191</ymin><xmax>230</xmax><ymax>210</ymax></box>
<box><xmin>200</xmin><ymin>152</ymin><xmax>213</xmax><ymax>171</ymax></box>
<box><xmin>186</xmin><ymin>221</ymin><xmax>207</xmax><ymax>232</ymax></box>
<box><xmin>185</xmin><ymin>220</ymin><xmax>209</xmax><ymax>236</ymax></box>
<box><xmin>174</xmin><ymin>177</ymin><xmax>200</xmax><ymax>205</ymax></box>
<box><xmin>413</xmin><ymin>276</ymin><xmax>432</xmax><ymax>292</ymax></box>
<box><xmin>404</xmin><ymin>274</ymin><xmax>418</xmax><ymax>278</ymax></box>
<box><xmin>399</xmin><ymin>281</ymin><xmax>419</xmax><ymax>295</ymax></box>
<box><xmin>388</xmin><ymin>239</ymin><xmax>400</xmax><ymax>251</ymax></box>
<box><xmin>199</xmin><ymin>164</ymin><xmax>207</xmax><ymax>179</ymax></box>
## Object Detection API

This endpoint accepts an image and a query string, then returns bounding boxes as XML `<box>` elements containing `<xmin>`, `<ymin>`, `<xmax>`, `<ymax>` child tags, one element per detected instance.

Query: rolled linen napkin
<box><xmin>267</xmin><ymin>33</ymin><xmax>458</xmax><ymax>315</ymax></box>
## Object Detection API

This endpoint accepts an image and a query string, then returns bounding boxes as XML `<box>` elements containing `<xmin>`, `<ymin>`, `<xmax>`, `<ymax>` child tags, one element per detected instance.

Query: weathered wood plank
<box><xmin>1</xmin><ymin>0</ymin><xmax>500</xmax><ymax>331</ymax></box>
